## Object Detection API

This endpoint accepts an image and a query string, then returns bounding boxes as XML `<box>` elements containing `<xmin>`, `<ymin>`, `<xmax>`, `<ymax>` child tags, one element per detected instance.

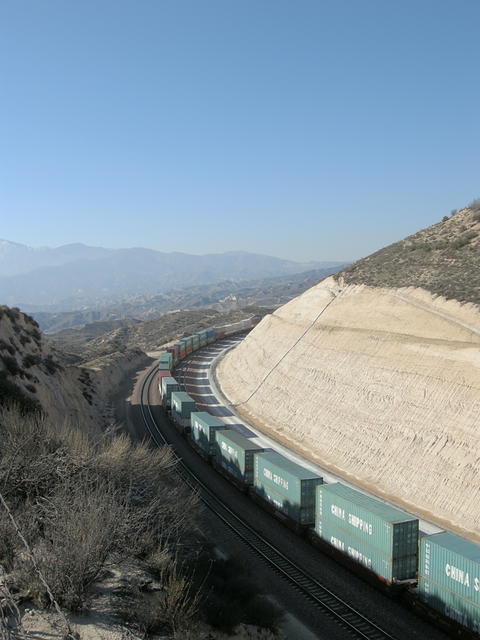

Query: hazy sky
<box><xmin>1</xmin><ymin>0</ymin><xmax>479</xmax><ymax>262</ymax></box>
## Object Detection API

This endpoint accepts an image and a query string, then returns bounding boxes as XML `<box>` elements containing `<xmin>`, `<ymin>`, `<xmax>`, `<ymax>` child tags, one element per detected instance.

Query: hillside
<box><xmin>340</xmin><ymin>204</ymin><xmax>480</xmax><ymax>303</ymax></box>
<box><xmin>217</xmin><ymin>206</ymin><xmax>480</xmax><ymax>540</ymax></box>
<box><xmin>34</xmin><ymin>265</ymin><xmax>346</xmax><ymax>333</ymax></box>
<box><xmin>0</xmin><ymin>306</ymin><xmax>149</xmax><ymax>432</ymax></box>
<box><xmin>50</xmin><ymin>306</ymin><xmax>270</xmax><ymax>364</ymax></box>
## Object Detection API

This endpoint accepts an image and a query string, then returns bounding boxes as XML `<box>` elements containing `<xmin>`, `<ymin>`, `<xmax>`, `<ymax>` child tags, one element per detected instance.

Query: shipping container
<box><xmin>198</xmin><ymin>330</ymin><xmax>208</xmax><ymax>346</ymax></box>
<box><xmin>158</xmin><ymin>353</ymin><xmax>173</xmax><ymax>370</ymax></box>
<box><xmin>191</xmin><ymin>335</ymin><xmax>200</xmax><ymax>353</ymax></box>
<box><xmin>315</xmin><ymin>519</ymin><xmax>417</xmax><ymax>582</ymax></box>
<box><xmin>160</xmin><ymin>376</ymin><xmax>180</xmax><ymax>406</ymax></box>
<box><xmin>206</xmin><ymin>329</ymin><xmax>216</xmax><ymax>344</ymax></box>
<box><xmin>253</xmin><ymin>451</ymin><xmax>322</xmax><ymax>525</ymax></box>
<box><xmin>419</xmin><ymin>533</ymin><xmax>480</xmax><ymax>608</ymax></box>
<box><xmin>190</xmin><ymin>412</ymin><xmax>225</xmax><ymax>455</ymax></box>
<box><xmin>180</xmin><ymin>337</ymin><xmax>192</xmax><ymax>355</ymax></box>
<box><xmin>418</xmin><ymin>576</ymin><xmax>480</xmax><ymax>635</ymax></box>
<box><xmin>316</xmin><ymin>483</ymin><xmax>418</xmax><ymax>575</ymax></box>
<box><xmin>171</xmin><ymin>391</ymin><xmax>196</xmax><ymax>430</ymax></box>
<box><xmin>214</xmin><ymin>429</ymin><xmax>264</xmax><ymax>485</ymax></box>
<box><xmin>157</xmin><ymin>370</ymin><xmax>172</xmax><ymax>392</ymax></box>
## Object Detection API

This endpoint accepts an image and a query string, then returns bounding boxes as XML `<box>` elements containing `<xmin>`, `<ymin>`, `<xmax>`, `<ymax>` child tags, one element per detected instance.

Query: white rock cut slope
<box><xmin>216</xmin><ymin>276</ymin><xmax>480</xmax><ymax>540</ymax></box>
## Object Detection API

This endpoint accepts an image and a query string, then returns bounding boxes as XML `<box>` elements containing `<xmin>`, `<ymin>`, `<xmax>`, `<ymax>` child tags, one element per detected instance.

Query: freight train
<box><xmin>156</xmin><ymin>317</ymin><xmax>480</xmax><ymax>639</ymax></box>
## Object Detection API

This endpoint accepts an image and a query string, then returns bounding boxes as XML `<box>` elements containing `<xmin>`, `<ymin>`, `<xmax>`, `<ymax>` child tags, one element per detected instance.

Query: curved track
<box><xmin>139</xmin><ymin>342</ymin><xmax>398</xmax><ymax>640</ymax></box>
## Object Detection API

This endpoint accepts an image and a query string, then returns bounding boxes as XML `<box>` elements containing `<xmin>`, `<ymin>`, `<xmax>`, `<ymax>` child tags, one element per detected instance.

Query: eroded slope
<box><xmin>217</xmin><ymin>276</ymin><xmax>480</xmax><ymax>538</ymax></box>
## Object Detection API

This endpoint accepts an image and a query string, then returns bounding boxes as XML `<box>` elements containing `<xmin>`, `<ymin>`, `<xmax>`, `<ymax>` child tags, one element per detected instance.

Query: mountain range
<box><xmin>0</xmin><ymin>239</ymin><xmax>345</xmax><ymax>311</ymax></box>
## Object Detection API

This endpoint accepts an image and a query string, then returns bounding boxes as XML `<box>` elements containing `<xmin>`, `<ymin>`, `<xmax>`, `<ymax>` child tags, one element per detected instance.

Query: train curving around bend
<box><xmin>156</xmin><ymin>316</ymin><xmax>480</xmax><ymax>640</ymax></box>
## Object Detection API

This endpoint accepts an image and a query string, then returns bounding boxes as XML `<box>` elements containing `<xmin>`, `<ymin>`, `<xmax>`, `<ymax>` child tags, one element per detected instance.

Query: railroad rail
<box><xmin>139</xmin><ymin>344</ymin><xmax>398</xmax><ymax>640</ymax></box>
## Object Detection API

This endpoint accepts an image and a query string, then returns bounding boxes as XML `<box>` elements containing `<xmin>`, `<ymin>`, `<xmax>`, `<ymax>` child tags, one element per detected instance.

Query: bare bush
<box><xmin>113</xmin><ymin>556</ymin><xmax>200</xmax><ymax>635</ymax></box>
<box><xmin>0</xmin><ymin>407</ymin><xmax>201</xmax><ymax>616</ymax></box>
<box><xmin>16</xmin><ymin>476</ymin><xmax>128</xmax><ymax>611</ymax></box>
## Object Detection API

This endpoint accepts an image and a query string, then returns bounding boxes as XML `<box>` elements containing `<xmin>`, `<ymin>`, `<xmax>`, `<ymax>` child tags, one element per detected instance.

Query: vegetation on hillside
<box><xmin>338</xmin><ymin>204</ymin><xmax>480</xmax><ymax>305</ymax></box>
<box><xmin>0</xmin><ymin>408</ymin><xmax>283</xmax><ymax>638</ymax></box>
<box><xmin>51</xmin><ymin>306</ymin><xmax>270</xmax><ymax>365</ymax></box>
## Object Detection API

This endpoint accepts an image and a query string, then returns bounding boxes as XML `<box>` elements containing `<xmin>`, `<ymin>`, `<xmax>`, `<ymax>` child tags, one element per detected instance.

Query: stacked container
<box><xmin>198</xmin><ymin>330</ymin><xmax>208</xmax><ymax>347</ymax></box>
<box><xmin>158</xmin><ymin>353</ymin><xmax>172</xmax><ymax>371</ymax></box>
<box><xmin>253</xmin><ymin>451</ymin><xmax>322</xmax><ymax>525</ymax></box>
<box><xmin>157</xmin><ymin>370</ymin><xmax>172</xmax><ymax>391</ymax></box>
<box><xmin>160</xmin><ymin>376</ymin><xmax>180</xmax><ymax>407</ymax></box>
<box><xmin>315</xmin><ymin>484</ymin><xmax>419</xmax><ymax>583</ymax></box>
<box><xmin>167</xmin><ymin>345</ymin><xmax>179</xmax><ymax>365</ymax></box>
<box><xmin>190</xmin><ymin>412</ymin><xmax>224</xmax><ymax>455</ymax></box>
<box><xmin>175</xmin><ymin>341</ymin><xmax>185</xmax><ymax>360</ymax></box>
<box><xmin>215</xmin><ymin>429</ymin><xmax>264</xmax><ymax>486</ymax></box>
<box><xmin>192</xmin><ymin>334</ymin><xmax>200</xmax><ymax>351</ymax></box>
<box><xmin>171</xmin><ymin>391</ymin><xmax>196</xmax><ymax>430</ymax></box>
<box><xmin>206</xmin><ymin>329</ymin><xmax>216</xmax><ymax>344</ymax></box>
<box><xmin>418</xmin><ymin>532</ymin><xmax>480</xmax><ymax>634</ymax></box>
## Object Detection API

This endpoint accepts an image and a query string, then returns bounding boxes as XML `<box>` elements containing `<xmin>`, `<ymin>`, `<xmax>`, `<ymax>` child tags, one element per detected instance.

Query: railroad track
<box><xmin>140</xmin><ymin>345</ymin><xmax>397</xmax><ymax>640</ymax></box>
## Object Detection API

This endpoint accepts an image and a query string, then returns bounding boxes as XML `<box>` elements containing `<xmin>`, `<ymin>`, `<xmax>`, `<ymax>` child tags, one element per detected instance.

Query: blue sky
<box><xmin>1</xmin><ymin>0</ymin><xmax>479</xmax><ymax>262</ymax></box>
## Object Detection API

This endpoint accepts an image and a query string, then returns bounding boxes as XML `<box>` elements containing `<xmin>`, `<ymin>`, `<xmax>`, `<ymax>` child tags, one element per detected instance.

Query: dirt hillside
<box><xmin>217</xmin><ymin>208</ymin><xmax>480</xmax><ymax>540</ymax></box>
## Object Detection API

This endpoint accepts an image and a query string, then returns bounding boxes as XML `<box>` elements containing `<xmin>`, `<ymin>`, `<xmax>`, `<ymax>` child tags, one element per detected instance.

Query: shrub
<box><xmin>451</xmin><ymin>209</ymin><xmax>458</xmax><ymax>216</ymax></box>
<box><xmin>18</xmin><ymin>334</ymin><xmax>31</xmax><ymax>346</ymax></box>
<box><xmin>0</xmin><ymin>408</ymin><xmax>200</xmax><ymax>616</ymax></box>
<box><xmin>23</xmin><ymin>353</ymin><xmax>41</xmax><ymax>368</ymax></box>
<box><xmin>468</xmin><ymin>198</ymin><xmax>480</xmax><ymax>211</ymax></box>
<box><xmin>243</xmin><ymin>594</ymin><xmax>283</xmax><ymax>630</ymax></box>
<box><xmin>0</xmin><ymin>340</ymin><xmax>15</xmax><ymax>356</ymax></box>
<box><xmin>42</xmin><ymin>355</ymin><xmax>62</xmax><ymax>375</ymax></box>
<box><xmin>1</xmin><ymin>355</ymin><xmax>20</xmax><ymax>377</ymax></box>
<box><xmin>0</xmin><ymin>373</ymin><xmax>41</xmax><ymax>414</ymax></box>
<box><xmin>442</xmin><ymin>215</ymin><xmax>449</xmax><ymax>222</ymax></box>
<box><xmin>19</xmin><ymin>477</ymin><xmax>128</xmax><ymax>610</ymax></box>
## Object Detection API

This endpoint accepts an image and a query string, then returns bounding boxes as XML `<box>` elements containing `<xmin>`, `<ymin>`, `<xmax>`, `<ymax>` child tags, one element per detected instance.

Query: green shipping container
<box><xmin>315</xmin><ymin>519</ymin><xmax>417</xmax><ymax>582</ymax></box>
<box><xmin>419</xmin><ymin>533</ymin><xmax>480</xmax><ymax>607</ymax></box>
<box><xmin>159</xmin><ymin>353</ymin><xmax>173</xmax><ymax>369</ymax></box>
<box><xmin>214</xmin><ymin>429</ymin><xmax>264</xmax><ymax>484</ymax></box>
<box><xmin>316</xmin><ymin>483</ymin><xmax>419</xmax><ymax>567</ymax></box>
<box><xmin>253</xmin><ymin>451</ymin><xmax>322</xmax><ymax>525</ymax></box>
<box><xmin>418</xmin><ymin>576</ymin><xmax>480</xmax><ymax>634</ymax></box>
<box><xmin>171</xmin><ymin>391</ymin><xmax>196</xmax><ymax>418</ymax></box>
<box><xmin>190</xmin><ymin>412</ymin><xmax>224</xmax><ymax>454</ymax></box>
<box><xmin>161</xmin><ymin>376</ymin><xmax>180</xmax><ymax>402</ymax></box>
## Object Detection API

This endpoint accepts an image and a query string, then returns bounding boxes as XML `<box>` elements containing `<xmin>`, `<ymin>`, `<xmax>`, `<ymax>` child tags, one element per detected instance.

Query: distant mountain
<box><xmin>0</xmin><ymin>239</ymin><xmax>345</xmax><ymax>310</ymax></box>
<box><xmin>0</xmin><ymin>239</ymin><xmax>111</xmax><ymax>277</ymax></box>
<box><xmin>34</xmin><ymin>264</ymin><xmax>347</xmax><ymax>332</ymax></box>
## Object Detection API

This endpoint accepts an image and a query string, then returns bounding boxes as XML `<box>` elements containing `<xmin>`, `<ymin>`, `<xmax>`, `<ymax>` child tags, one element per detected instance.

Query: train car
<box><xmin>158</xmin><ymin>352</ymin><xmax>173</xmax><ymax>371</ymax></box>
<box><xmin>313</xmin><ymin>483</ymin><xmax>418</xmax><ymax>589</ymax></box>
<box><xmin>214</xmin><ymin>429</ymin><xmax>264</xmax><ymax>491</ymax></box>
<box><xmin>214</xmin><ymin>326</ymin><xmax>226</xmax><ymax>340</ymax></box>
<box><xmin>189</xmin><ymin>411</ymin><xmax>225</xmax><ymax>459</ymax></box>
<box><xmin>167</xmin><ymin>345</ymin><xmax>179</xmax><ymax>365</ymax></box>
<box><xmin>170</xmin><ymin>391</ymin><xmax>196</xmax><ymax>432</ymax></box>
<box><xmin>160</xmin><ymin>376</ymin><xmax>180</xmax><ymax>407</ymax></box>
<box><xmin>175</xmin><ymin>341</ymin><xmax>186</xmax><ymax>361</ymax></box>
<box><xmin>198</xmin><ymin>329</ymin><xmax>208</xmax><ymax>347</ymax></box>
<box><xmin>180</xmin><ymin>336</ymin><xmax>193</xmax><ymax>355</ymax></box>
<box><xmin>206</xmin><ymin>328</ymin><xmax>216</xmax><ymax>344</ymax></box>
<box><xmin>191</xmin><ymin>333</ymin><xmax>200</xmax><ymax>352</ymax></box>
<box><xmin>417</xmin><ymin>532</ymin><xmax>480</xmax><ymax>636</ymax></box>
<box><xmin>252</xmin><ymin>450</ymin><xmax>323</xmax><ymax>531</ymax></box>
